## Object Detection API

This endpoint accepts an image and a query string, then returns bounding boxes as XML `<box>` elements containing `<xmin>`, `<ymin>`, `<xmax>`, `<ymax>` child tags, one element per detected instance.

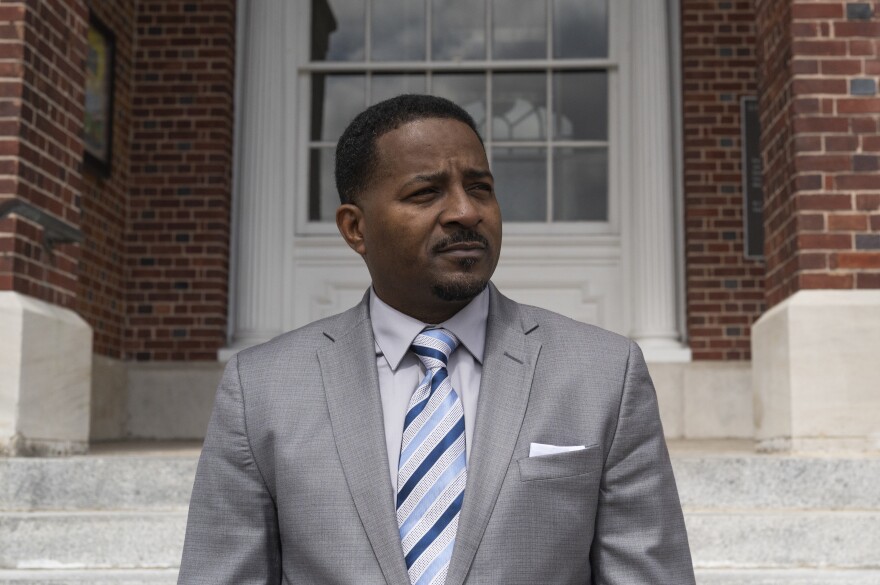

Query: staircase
<box><xmin>0</xmin><ymin>441</ymin><xmax>878</xmax><ymax>584</ymax></box>
<box><xmin>673</xmin><ymin>440</ymin><xmax>880</xmax><ymax>584</ymax></box>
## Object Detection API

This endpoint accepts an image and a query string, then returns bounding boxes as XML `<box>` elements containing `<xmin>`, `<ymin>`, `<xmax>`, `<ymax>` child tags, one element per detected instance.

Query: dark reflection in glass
<box><xmin>432</xmin><ymin>0</ymin><xmax>486</xmax><ymax>60</ymax></box>
<box><xmin>310</xmin><ymin>74</ymin><xmax>366</xmax><ymax>141</ymax></box>
<box><xmin>493</xmin><ymin>147</ymin><xmax>547</xmax><ymax>221</ymax></box>
<box><xmin>492</xmin><ymin>0</ymin><xmax>546</xmax><ymax>59</ymax></box>
<box><xmin>553</xmin><ymin>0</ymin><xmax>607</xmax><ymax>58</ymax></box>
<box><xmin>432</xmin><ymin>74</ymin><xmax>487</xmax><ymax>136</ymax></box>
<box><xmin>371</xmin><ymin>0</ymin><xmax>426</xmax><ymax>61</ymax></box>
<box><xmin>553</xmin><ymin>147</ymin><xmax>607</xmax><ymax>221</ymax></box>
<box><xmin>309</xmin><ymin>147</ymin><xmax>339</xmax><ymax>221</ymax></box>
<box><xmin>371</xmin><ymin>74</ymin><xmax>427</xmax><ymax>104</ymax></box>
<box><xmin>492</xmin><ymin>72</ymin><xmax>547</xmax><ymax>141</ymax></box>
<box><xmin>312</xmin><ymin>0</ymin><xmax>366</xmax><ymax>62</ymax></box>
<box><xmin>553</xmin><ymin>71</ymin><xmax>607</xmax><ymax>141</ymax></box>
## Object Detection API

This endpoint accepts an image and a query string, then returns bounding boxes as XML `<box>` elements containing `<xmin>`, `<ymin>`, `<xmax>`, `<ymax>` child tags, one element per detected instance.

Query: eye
<box><xmin>406</xmin><ymin>187</ymin><xmax>438</xmax><ymax>201</ymax></box>
<box><xmin>468</xmin><ymin>182</ymin><xmax>494</xmax><ymax>195</ymax></box>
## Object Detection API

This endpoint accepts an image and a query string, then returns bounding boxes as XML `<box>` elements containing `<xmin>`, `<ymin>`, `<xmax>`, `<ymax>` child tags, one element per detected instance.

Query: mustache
<box><xmin>431</xmin><ymin>230</ymin><xmax>489</xmax><ymax>253</ymax></box>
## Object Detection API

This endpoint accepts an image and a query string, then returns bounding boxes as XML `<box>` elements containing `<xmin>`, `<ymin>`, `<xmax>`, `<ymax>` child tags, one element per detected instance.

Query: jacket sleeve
<box><xmin>590</xmin><ymin>341</ymin><xmax>696</xmax><ymax>585</ymax></box>
<box><xmin>177</xmin><ymin>355</ymin><xmax>282</xmax><ymax>585</ymax></box>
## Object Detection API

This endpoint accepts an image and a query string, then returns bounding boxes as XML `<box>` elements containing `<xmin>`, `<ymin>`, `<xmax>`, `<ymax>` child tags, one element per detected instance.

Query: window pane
<box><xmin>309</xmin><ymin>148</ymin><xmax>339</xmax><ymax>222</ymax></box>
<box><xmin>432</xmin><ymin>74</ymin><xmax>487</xmax><ymax>137</ymax></box>
<box><xmin>553</xmin><ymin>71</ymin><xmax>607</xmax><ymax>141</ymax></box>
<box><xmin>492</xmin><ymin>72</ymin><xmax>547</xmax><ymax>141</ymax></box>
<box><xmin>493</xmin><ymin>147</ymin><xmax>547</xmax><ymax>222</ymax></box>
<box><xmin>371</xmin><ymin>0</ymin><xmax>425</xmax><ymax>61</ymax></box>
<box><xmin>311</xmin><ymin>74</ymin><xmax>366</xmax><ymax>141</ymax></box>
<box><xmin>371</xmin><ymin>73</ymin><xmax>426</xmax><ymax>104</ymax></box>
<box><xmin>553</xmin><ymin>147</ymin><xmax>607</xmax><ymax>221</ymax></box>
<box><xmin>312</xmin><ymin>0</ymin><xmax>366</xmax><ymax>61</ymax></box>
<box><xmin>553</xmin><ymin>0</ymin><xmax>607</xmax><ymax>58</ymax></box>
<box><xmin>432</xmin><ymin>0</ymin><xmax>486</xmax><ymax>60</ymax></box>
<box><xmin>492</xmin><ymin>0</ymin><xmax>546</xmax><ymax>59</ymax></box>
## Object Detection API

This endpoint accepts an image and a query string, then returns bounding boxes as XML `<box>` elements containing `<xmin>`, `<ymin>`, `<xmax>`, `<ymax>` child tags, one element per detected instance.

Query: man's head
<box><xmin>335</xmin><ymin>94</ymin><xmax>502</xmax><ymax>323</ymax></box>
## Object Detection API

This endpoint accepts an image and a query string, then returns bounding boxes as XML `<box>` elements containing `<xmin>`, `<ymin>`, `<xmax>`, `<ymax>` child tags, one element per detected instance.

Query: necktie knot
<box><xmin>411</xmin><ymin>328</ymin><xmax>459</xmax><ymax>371</ymax></box>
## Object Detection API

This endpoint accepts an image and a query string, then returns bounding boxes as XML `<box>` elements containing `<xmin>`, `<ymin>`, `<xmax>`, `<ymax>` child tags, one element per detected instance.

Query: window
<box><xmin>305</xmin><ymin>0</ymin><xmax>612</xmax><ymax>225</ymax></box>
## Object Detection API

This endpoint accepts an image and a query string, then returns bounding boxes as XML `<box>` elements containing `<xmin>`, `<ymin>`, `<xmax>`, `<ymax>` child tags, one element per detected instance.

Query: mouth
<box><xmin>432</xmin><ymin>231</ymin><xmax>490</xmax><ymax>256</ymax></box>
<box><xmin>437</xmin><ymin>241</ymin><xmax>486</xmax><ymax>254</ymax></box>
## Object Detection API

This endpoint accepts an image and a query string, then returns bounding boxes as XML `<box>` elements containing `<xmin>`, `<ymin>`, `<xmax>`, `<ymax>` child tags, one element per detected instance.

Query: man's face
<box><xmin>337</xmin><ymin>117</ymin><xmax>502</xmax><ymax>323</ymax></box>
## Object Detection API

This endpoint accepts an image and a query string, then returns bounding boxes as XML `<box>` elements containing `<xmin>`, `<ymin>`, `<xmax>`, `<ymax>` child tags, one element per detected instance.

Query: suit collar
<box><xmin>318</xmin><ymin>292</ymin><xmax>411</xmax><ymax>584</ymax></box>
<box><xmin>446</xmin><ymin>283</ymin><xmax>542</xmax><ymax>585</ymax></box>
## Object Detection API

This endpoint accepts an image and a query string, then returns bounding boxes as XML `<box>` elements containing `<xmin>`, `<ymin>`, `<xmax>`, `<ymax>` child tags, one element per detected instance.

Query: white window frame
<box><xmin>291</xmin><ymin>0</ymin><xmax>628</xmax><ymax>238</ymax></box>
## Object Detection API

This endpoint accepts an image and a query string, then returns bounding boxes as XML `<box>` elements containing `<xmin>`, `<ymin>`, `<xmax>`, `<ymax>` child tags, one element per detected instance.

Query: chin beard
<box><xmin>431</xmin><ymin>272</ymin><xmax>488</xmax><ymax>302</ymax></box>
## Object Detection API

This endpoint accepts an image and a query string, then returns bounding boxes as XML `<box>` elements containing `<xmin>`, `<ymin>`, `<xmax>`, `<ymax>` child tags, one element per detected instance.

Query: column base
<box><xmin>752</xmin><ymin>290</ymin><xmax>880</xmax><ymax>453</ymax></box>
<box><xmin>0</xmin><ymin>292</ymin><xmax>93</xmax><ymax>457</ymax></box>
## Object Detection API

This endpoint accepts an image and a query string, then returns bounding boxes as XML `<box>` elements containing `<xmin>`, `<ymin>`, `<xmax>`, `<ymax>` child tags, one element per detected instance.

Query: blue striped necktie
<box><xmin>397</xmin><ymin>328</ymin><xmax>466</xmax><ymax>585</ymax></box>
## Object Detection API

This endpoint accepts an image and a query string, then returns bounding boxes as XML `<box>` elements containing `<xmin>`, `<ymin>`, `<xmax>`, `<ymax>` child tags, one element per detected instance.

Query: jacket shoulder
<box><xmin>234</xmin><ymin>304</ymin><xmax>367</xmax><ymax>369</ymax></box>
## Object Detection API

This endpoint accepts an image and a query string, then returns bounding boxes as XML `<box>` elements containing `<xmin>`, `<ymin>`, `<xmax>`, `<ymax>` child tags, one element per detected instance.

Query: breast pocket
<box><xmin>517</xmin><ymin>444</ymin><xmax>602</xmax><ymax>482</ymax></box>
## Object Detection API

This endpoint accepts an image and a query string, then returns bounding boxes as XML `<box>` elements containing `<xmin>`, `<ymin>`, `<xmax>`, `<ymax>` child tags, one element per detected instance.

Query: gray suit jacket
<box><xmin>178</xmin><ymin>284</ymin><xmax>695</xmax><ymax>584</ymax></box>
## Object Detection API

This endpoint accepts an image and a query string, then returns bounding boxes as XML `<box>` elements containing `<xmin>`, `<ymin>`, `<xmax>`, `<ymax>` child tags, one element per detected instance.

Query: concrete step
<box><xmin>2</xmin><ymin>507</ymin><xmax>878</xmax><ymax>571</ymax></box>
<box><xmin>0</xmin><ymin>444</ymin><xmax>198</xmax><ymax>512</ymax></box>
<box><xmin>0</xmin><ymin>569</ymin><xmax>178</xmax><ymax>585</ymax></box>
<box><xmin>671</xmin><ymin>444</ymin><xmax>880</xmax><ymax>510</ymax></box>
<box><xmin>685</xmin><ymin>510</ymin><xmax>880</xmax><ymax>569</ymax></box>
<box><xmin>2</xmin><ymin>442</ymin><xmax>879</xmax><ymax>575</ymax></box>
<box><xmin>3</xmin><ymin>441</ymin><xmax>879</xmax><ymax>511</ymax></box>
<box><xmin>0</xmin><ymin>511</ymin><xmax>186</xmax><ymax>570</ymax></box>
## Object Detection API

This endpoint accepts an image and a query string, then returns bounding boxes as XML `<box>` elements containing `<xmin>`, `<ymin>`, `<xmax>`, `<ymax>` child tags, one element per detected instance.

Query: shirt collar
<box><xmin>369</xmin><ymin>286</ymin><xmax>490</xmax><ymax>371</ymax></box>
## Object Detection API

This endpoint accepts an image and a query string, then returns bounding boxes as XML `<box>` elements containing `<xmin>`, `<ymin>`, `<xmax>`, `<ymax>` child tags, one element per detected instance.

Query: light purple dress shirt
<box><xmin>369</xmin><ymin>287</ymin><xmax>489</xmax><ymax>491</ymax></box>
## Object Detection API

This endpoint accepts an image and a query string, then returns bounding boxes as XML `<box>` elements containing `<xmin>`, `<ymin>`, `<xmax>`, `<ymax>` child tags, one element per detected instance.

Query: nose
<box><xmin>441</xmin><ymin>184</ymin><xmax>481</xmax><ymax>228</ymax></box>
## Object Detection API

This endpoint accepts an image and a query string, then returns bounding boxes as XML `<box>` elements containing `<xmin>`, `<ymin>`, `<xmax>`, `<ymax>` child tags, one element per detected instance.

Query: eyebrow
<box><xmin>404</xmin><ymin>168</ymin><xmax>494</xmax><ymax>187</ymax></box>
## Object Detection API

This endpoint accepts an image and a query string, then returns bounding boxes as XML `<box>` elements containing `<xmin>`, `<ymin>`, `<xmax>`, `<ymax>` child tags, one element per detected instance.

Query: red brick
<box><xmin>857</xmin><ymin>273</ymin><xmax>880</xmax><ymax>288</ymax></box>
<box><xmin>836</xmin><ymin>174</ymin><xmax>880</xmax><ymax>190</ymax></box>
<box><xmin>791</xmin><ymin>3</ymin><xmax>843</xmax><ymax>20</ymax></box>
<box><xmin>797</xmin><ymin>233</ymin><xmax>853</xmax><ymax>250</ymax></box>
<box><xmin>832</xmin><ymin>252</ymin><xmax>880</xmax><ymax>269</ymax></box>
<box><xmin>833</xmin><ymin>22</ymin><xmax>880</xmax><ymax>38</ymax></box>
<box><xmin>798</xmin><ymin>273</ymin><xmax>854</xmax><ymax>288</ymax></box>
<box><xmin>828</xmin><ymin>214</ymin><xmax>868</xmax><ymax>231</ymax></box>
<box><xmin>838</xmin><ymin>99</ymin><xmax>880</xmax><ymax>114</ymax></box>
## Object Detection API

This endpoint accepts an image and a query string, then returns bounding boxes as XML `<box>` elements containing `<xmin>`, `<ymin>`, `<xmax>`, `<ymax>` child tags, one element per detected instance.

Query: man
<box><xmin>178</xmin><ymin>95</ymin><xmax>695</xmax><ymax>584</ymax></box>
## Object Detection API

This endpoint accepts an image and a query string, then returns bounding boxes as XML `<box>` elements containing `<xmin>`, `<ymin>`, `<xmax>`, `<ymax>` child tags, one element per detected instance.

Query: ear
<box><xmin>336</xmin><ymin>203</ymin><xmax>367</xmax><ymax>256</ymax></box>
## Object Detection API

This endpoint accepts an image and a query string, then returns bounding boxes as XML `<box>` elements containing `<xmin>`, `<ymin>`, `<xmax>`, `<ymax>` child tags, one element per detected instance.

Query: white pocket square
<box><xmin>529</xmin><ymin>442</ymin><xmax>586</xmax><ymax>457</ymax></box>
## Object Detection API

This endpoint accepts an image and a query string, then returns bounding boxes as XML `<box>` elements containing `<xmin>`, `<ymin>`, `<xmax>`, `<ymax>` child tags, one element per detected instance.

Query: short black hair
<box><xmin>335</xmin><ymin>94</ymin><xmax>483</xmax><ymax>205</ymax></box>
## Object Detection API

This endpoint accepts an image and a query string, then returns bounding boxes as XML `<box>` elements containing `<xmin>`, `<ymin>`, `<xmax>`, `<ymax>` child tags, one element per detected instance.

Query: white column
<box><xmin>221</xmin><ymin>0</ymin><xmax>286</xmax><ymax>358</ymax></box>
<box><xmin>629</xmin><ymin>0</ymin><xmax>691</xmax><ymax>362</ymax></box>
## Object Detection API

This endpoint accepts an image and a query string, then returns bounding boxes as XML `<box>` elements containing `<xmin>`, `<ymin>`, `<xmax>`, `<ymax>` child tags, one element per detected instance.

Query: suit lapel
<box><xmin>318</xmin><ymin>298</ymin><xmax>410</xmax><ymax>585</ymax></box>
<box><xmin>446</xmin><ymin>286</ymin><xmax>541</xmax><ymax>585</ymax></box>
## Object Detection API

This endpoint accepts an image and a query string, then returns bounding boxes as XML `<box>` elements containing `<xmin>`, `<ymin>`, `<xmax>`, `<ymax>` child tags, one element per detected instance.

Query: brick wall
<box><xmin>757</xmin><ymin>0</ymin><xmax>880</xmax><ymax>307</ymax></box>
<box><xmin>682</xmin><ymin>0</ymin><xmax>766</xmax><ymax>360</ymax></box>
<box><xmin>0</xmin><ymin>0</ymin><xmax>87</xmax><ymax>309</ymax></box>
<box><xmin>78</xmin><ymin>0</ymin><xmax>135</xmax><ymax>358</ymax></box>
<box><xmin>126</xmin><ymin>0</ymin><xmax>235</xmax><ymax>361</ymax></box>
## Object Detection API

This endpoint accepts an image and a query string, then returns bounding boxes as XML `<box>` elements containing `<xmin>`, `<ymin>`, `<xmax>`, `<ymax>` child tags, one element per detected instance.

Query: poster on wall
<box><xmin>83</xmin><ymin>13</ymin><xmax>115</xmax><ymax>177</ymax></box>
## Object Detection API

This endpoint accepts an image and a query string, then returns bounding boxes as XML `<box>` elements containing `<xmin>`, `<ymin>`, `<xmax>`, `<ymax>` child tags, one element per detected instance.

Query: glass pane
<box><xmin>371</xmin><ymin>73</ymin><xmax>426</xmax><ymax>104</ymax></box>
<box><xmin>492</xmin><ymin>147</ymin><xmax>547</xmax><ymax>221</ymax></box>
<box><xmin>553</xmin><ymin>147</ymin><xmax>607</xmax><ymax>221</ymax></box>
<box><xmin>553</xmin><ymin>0</ymin><xmax>607</xmax><ymax>58</ymax></box>
<box><xmin>311</xmin><ymin>74</ymin><xmax>366</xmax><ymax>141</ymax></box>
<box><xmin>371</xmin><ymin>0</ymin><xmax>425</xmax><ymax>61</ymax></box>
<box><xmin>553</xmin><ymin>71</ymin><xmax>607</xmax><ymax>140</ymax></box>
<box><xmin>312</xmin><ymin>0</ymin><xmax>366</xmax><ymax>61</ymax></box>
<box><xmin>492</xmin><ymin>0</ymin><xmax>546</xmax><ymax>59</ymax></box>
<box><xmin>432</xmin><ymin>0</ymin><xmax>486</xmax><ymax>60</ymax></box>
<box><xmin>432</xmin><ymin>74</ymin><xmax>487</xmax><ymax>137</ymax></box>
<box><xmin>492</xmin><ymin>72</ymin><xmax>547</xmax><ymax>141</ymax></box>
<box><xmin>309</xmin><ymin>148</ymin><xmax>339</xmax><ymax>222</ymax></box>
